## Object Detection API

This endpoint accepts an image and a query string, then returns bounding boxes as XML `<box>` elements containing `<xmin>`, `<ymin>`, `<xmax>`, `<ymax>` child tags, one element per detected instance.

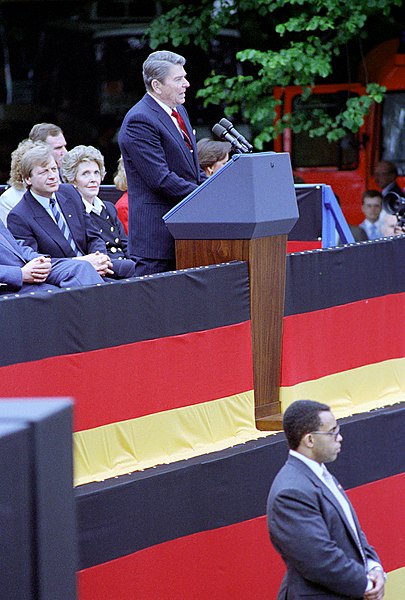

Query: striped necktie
<box><xmin>49</xmin><ymin>197</ymin><xmax>80</xmax><ymax>256</ymax></box>
<box><xmin>171</xmin><ymin>109</ymin><xmax>193</xmax><ymax>150</ymax></box>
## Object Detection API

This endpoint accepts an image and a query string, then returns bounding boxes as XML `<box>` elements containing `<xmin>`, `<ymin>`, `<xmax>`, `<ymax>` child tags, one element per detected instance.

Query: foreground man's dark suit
<box><xmin>7</xmin><ymin>184</ymin><xmax>106</xmax><ymax>258</ymax></box>
<box><xmin>118</xmin><ymin>93</ymin><xmax>206</xmax><ymax>264</ymax></box>
<box><xmin>267</xmin><ymin>455</ymin><xmax>381</xmax><ymax>599</ymax></box>
<box><xmin>0</xmin><ymin>219</ymin><xmax>102</xmax><ymax>293</ymax></box>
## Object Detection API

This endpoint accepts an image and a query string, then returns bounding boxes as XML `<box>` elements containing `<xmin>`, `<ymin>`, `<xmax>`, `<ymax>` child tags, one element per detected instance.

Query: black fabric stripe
<box><xmin>285</xmin><ymin>236</ymin><xmax>405</xmax><ymax>315</ymax></box>
<box><xmin>76</xmin><ymin>403</ymin><xmax>405</xmax><ymax>569</ymax></box>
<box><xmin>0</xmin><ymin>261</ymin><xmax>249</xmax><ymax>367</ymax></box>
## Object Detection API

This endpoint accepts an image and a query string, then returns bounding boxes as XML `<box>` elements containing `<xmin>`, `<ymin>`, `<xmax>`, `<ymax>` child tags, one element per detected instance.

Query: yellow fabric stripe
<box><xmin>74</xmin><ymin>390</ymin><xmax>271</xmax><ymax>487</ymax></box>
<box><xmin>385</xmin><ymin>566</ymin><xmax>405</xmax><ymax>599</ymax></box>
<box><xmin>280</xmin><ymin>358</ymin><xmax>405</xmax><ymax>419</ymax></box>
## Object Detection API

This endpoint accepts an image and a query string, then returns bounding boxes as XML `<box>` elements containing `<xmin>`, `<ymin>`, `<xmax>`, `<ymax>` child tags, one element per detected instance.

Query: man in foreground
<box><xmin>118</xmin><ymin>50</ymin><xmax>206</xmax><ymax>275</ymax></box>
<box><xmin>267</xmin><ymin>399</ymin><xmax>386</xmax><ymax>599</ymax></box>
<box><xmin>0</xmin><ymin>218</ymin><xmax>103</xmax><ymax>294</ymax></box>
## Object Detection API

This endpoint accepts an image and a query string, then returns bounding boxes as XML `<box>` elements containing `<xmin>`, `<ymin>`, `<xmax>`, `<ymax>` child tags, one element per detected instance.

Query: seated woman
<box><xmin>113</xmin><ymin>155</ymin><xmax>129</xmax><ymax>234</ymax></box>
<box><xmin>60</xmin><ymin>145</ymin><xmax>136</xmax><ymax>278</ymax></box>
<box><xmin>196</xmin><ymin>138</ymin><xmax>232</xmax><ymax>176</ymax></box>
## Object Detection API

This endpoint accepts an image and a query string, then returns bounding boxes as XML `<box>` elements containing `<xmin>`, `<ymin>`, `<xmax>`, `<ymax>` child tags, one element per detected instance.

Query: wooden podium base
<box><xmin>176</xmin><ymin>234</ymin><xmax>288</xmax><ymax>420</ymax></box>
<box><xmin>255</xmin><ymin>413</ymin><xmax>283</xmax><ymax>431</ymax></box>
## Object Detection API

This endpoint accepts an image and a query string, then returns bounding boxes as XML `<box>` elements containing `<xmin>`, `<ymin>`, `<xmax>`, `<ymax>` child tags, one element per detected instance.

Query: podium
<box><xmin>164</xmin><ymin>153</ymin><xmax>298</xmax><ymax>425</ymax></box>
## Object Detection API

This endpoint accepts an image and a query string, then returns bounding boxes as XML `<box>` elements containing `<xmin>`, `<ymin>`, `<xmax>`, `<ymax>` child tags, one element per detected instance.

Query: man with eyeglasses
<box><xmin>267</xmin><ymin>400</ymin><xmax>386</xmax><ymax>600</ymax></box>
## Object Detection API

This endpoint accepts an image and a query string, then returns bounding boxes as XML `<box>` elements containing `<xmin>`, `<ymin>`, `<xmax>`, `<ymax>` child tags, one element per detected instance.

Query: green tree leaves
<box><xmin>147</xmin><ymin>0</ymin><xmax>401</xmax><ymax>147</ymax></box>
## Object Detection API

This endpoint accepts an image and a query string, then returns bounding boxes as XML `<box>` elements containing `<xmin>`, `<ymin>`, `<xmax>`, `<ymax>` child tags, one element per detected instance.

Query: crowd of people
<box><xmin>0</xmin><ymin>50</ymin><xmax>403</xmax><ymax>295</ymax></box>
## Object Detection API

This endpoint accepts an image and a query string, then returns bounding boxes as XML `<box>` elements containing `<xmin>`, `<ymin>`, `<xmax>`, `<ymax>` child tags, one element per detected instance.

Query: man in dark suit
<box><xmin>0</xmin><ymin>218</ymin><xmax>103</xmax><ymax>294</ymax></box>
<box><xmin>118</xmin><ymin>50</ymin><xmax>207</xmax><ymax>275</ymax></box>
<box><xmin>267</xmin><ymin>400</ymin><xmax>386</xmax><ymax>600</ymax></box>
<box><xmin>374</xmin><ymin>160</ymin><xmax>403</xmax><ymax>198</ymax></box>
<box><xmin>7</xmin><ymin>145</ymin><xmax>114</xmax><ymax>279</ymax></box>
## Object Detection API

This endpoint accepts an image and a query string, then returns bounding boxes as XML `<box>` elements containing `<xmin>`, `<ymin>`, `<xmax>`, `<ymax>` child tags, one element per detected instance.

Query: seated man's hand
<box><xmin>77</xmin><ymin>251</ymin><xmax>114</xmax><ymax>276</ymax></box>
<box><xmin>21</xmin><ymin>256</ymin><xmax>52</xmax><ymax>283</ymax></box>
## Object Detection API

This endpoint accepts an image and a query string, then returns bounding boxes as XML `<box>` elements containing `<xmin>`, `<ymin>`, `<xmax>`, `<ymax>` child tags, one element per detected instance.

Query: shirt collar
<box><xmin>289</xmin><ymin>449</ymin><xmax>324</xmax><ymax>480</ymax></box>
<box><xmin>30</xmin><ymin>190</ymin><xmax>57</xmax><ymax>210</ymax></box>
<box><xmin>82</xmin><ymin>195</ymin><xmax>104</xmax><ymax>215</ymax></box>
<box><xmin>147</xmin><ymin>92</ymin><xmax>174</xmax><ymax>117</ymax></box>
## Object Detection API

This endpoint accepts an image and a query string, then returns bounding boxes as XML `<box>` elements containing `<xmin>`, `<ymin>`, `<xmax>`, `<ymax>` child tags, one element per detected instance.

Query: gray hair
<box><xmin>60</xmin><ymin>145</ymin><xmax>106</xmax><ymax>184</ymax></box>
<box><xmin>143</xmin><ymin>50</ymin><xmax>186</xmax><ymax>91</ymax></box>
<box><xmin>21</xmin><ymin>145</ymin><xmax>56</xmax><ymax>181</ymax></box>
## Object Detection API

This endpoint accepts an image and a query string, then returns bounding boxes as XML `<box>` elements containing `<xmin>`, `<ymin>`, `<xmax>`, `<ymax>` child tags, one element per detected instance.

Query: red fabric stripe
<box><xmin>0</xmin><ymin>321</ymin><xmax>253</xmax><ymax>432</ymax></box>
<box><xmin>281</xmin><ymin>293</ymin><xmax>405</xmax><ymax>386</ymax></box>
<box><xmin>287</xmin><ymin>241</ymin><xmax>322</xmax><ymax>253</ymax></box>
<box><xmin>77</xmin><ymin>474</ymin><xmax>404</xmax><ymax>600</ymax></box>
<box><xmin>78</xmin><ymin>517</ymin><xmax>285</xmax><ymax>600</ymax></box>
<box><xmin>347</xmin><ymin>473</ymin><xmax>405</xmax><ymax>572</ymax></box>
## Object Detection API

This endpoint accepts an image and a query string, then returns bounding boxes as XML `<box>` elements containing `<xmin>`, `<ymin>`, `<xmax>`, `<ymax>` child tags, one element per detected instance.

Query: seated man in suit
<box><xmin>267</xmin><ymin>400</ymin><xmax>386</xmax><ymax>600</ymax></box>
<box><xmin>0</xmin><ymin>218</ymin><xmax>103</xmax><ymax>294</ymax></box>
<box><xmin>7</xmin><ymin>145</ymin><xmax>116</xmax><ymax>279</ymax></box>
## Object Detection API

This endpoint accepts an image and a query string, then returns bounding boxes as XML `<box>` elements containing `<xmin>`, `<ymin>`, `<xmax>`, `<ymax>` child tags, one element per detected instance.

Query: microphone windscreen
<box><xmin>219</xmin><ymin>117</ymin><xmax>233</xmax><ymax>130</ymax></box>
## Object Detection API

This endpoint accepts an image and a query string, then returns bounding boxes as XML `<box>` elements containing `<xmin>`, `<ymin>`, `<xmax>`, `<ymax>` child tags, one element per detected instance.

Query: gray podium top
<box><xmin>164</xmin><ymin>152</ymin><xmax>298</xmax><ymax>240</ymax></box>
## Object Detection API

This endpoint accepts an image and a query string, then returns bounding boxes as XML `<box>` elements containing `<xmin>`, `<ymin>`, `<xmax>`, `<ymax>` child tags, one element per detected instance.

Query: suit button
<box><xmin>111</xmin><ymin>247</ymin><xmax>117</xmax><ymax>253</ymax></box>
<box><xmin>115</xmin><ymin>237</ymin><xmax>120</xmax><ymax>243</ymax></box>
<box><xmin>110</xmin><ymin>226</ymin><xmax>114</xmax><ymax>232</ymax></box>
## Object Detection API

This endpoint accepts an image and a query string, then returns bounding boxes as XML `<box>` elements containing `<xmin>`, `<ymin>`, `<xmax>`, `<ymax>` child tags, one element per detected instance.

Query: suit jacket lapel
<box><xmin>27</xmin><ymin>191</ymin><xmax>73</xmax><ymax>256</ymax></box>
<box><xmin>288</xmin><ymin>456</ymin><xmax>364</xmax><ymax>553</ymax></box>
<box><xmin>143</xmin><ymin>94</ymin><xmax>197</xmax><ymax>171</ymax></box>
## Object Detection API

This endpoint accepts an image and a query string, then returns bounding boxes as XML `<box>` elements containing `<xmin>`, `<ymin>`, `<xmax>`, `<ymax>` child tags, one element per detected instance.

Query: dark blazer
<box><xmin>7</xmin><ymin>184</ymin><xmax>107</xmax><ymax>257</ymax></box>
<box><xmin>0</xmin><ymin>218</ymin><xmax>43</xmax><ymax>290</ymax></box>
<box><xmin>118</xmin><ymin>93</ymin><xmax>206</xmax><ymax>260</ymax></box>
<box><xmin>0</xmin><ymin>218</ymin><xmax>102</xmax><ymax>291</ymax></box>
<box><xmin>267</xmin><ymin>455</ymin><xmax>381</xmax><ymax>599</ymax></box>
<box><xmin>87</xmin><ymin>200</ymin><xmax>136</xmax><ymax>278</ymax></box>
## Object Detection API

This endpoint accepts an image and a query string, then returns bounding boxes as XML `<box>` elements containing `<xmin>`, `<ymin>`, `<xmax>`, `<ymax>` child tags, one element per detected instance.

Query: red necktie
<box><xmin>171</xmin><ymin>109</ymin><xmax>193</xmax><ymax>150</ymax></box>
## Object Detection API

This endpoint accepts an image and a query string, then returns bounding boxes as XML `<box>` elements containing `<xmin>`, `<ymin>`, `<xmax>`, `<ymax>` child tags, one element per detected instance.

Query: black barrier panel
<box><xmin>285</xmin><ymin>236</ymin><xmax>405</xmax><ymax>315</ymax></box>
<box><xmin>288</xmin><ymin>186</ymin><xmax>323</xmax><ymax>241</ymax></box>
<box><xmin>76</xmin><ymin>403</ymin><xmax>405</xmax><ymax>569</ymax></box>
<box><xmin>0</xmin><ymin>422</ymin><xmax>32</xmax><ymax>600</ymax></box>
<box><xmin>0</xmin><ymin>262</ymin><xmax>250</xmax><ymax>367</ymax></box>
<box><xmin>0</xmin><ymin>400</ymin><xmax>77</xmax><ymax>600</ymax></box>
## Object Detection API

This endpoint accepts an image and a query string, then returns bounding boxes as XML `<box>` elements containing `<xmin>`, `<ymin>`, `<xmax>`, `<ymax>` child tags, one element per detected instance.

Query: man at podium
<box><xmin>118</xmin><ymin>50</ymin><xmax>206</xmax><ymax>276</ymax></box>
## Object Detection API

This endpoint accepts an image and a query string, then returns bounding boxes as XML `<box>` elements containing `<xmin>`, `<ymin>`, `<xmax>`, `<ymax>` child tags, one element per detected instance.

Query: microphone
<box><xmin>212</xmin><ymin>123</ymin><xmax>249</xmax><ymax>154</ymax></box>
<box><xmin>219</xmin><ymin>118</ymin><xmax>253</xmax><ymax>152</ymax></box>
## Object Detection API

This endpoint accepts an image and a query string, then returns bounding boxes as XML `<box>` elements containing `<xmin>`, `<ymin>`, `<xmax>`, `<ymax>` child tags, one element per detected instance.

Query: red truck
<box><xmin>273</xmin><ymin>36</ymin><xmax>405</xmax><ymax>224</ymax></box>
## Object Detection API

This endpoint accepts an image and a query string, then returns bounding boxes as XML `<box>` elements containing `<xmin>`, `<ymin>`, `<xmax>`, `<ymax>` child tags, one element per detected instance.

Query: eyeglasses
<box><xmin>311</xmin><ymin>425</ymin><xmax>341</xmax><ymax>440</ymax></box>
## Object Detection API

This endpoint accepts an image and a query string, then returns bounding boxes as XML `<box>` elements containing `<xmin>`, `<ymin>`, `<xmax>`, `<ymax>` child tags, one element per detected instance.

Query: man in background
<box><xmin>118</xmin><ymin>50</ymin><xmax>206</xmax><ymax>276</ymax></box>
<box><xmin>359</xmin><ymin>189</ymin><xmax>383</xmax><ymax>240</ymax></box>
<box><xmin>267</xmin><ymin>399</ymin><xmax>386</xmax><ymax>600</ymax></box>
<box><xmin>29</xmin><ymin>122</ymin><xmax>68</xmax><ymax>174</ymax></box>
<box><xmin>374</xmin><ymin>160</ymin><xmax>403</xmax><ymax>197</ymax></box>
